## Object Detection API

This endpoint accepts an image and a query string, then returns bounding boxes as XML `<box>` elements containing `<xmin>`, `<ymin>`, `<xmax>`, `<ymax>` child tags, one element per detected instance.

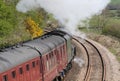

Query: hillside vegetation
<box><xmin>80</xmin><ymin>0</ymin><xmax>120</xmax><ymax>61</ymax></box>
<box><xmin>111</xmin><ymin>0</ymin><xmax>120</xmax><ymax>5</ymax></box>
<box><xmin>0</xmin><ymin>0</ymin><xmax>57</xmax><ymax>48</ymax></box>
<box><xmin>80</xmin><ymin>0</ymin><xmax>120</xmax><ymax>38</ymax></box>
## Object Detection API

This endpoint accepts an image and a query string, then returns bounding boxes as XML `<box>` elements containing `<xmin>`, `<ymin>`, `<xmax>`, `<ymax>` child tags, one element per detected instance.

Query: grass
<box><xmin>117</xmin><ymin>57</ymin><xmax>120</xmax><ymax>62</ymax></box>
<box><xmin>109</xmin><ymin>47</ymin><xmax>120</xmax><ymax>62</ymax></box>
<box><xmin>109</xmin><ymin>48</ymin><xmax>117</xmax><ymax>55</ymax></box>
<box><xmin>79</xmin><ymin>27</ymin><xmax>102</xmax><ymax>35</ymax></box>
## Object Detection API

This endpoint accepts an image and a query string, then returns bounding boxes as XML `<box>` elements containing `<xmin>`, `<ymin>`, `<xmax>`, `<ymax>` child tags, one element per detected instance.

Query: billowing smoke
<box><xmin>16</xmin><ymin>0</ymin><xmax>110</xmax><ymax>35</ymax></box>
<box><xmin>74</xmin><ymin>57</ymin><xmax>85</xmax><ymax>67</ymax></box>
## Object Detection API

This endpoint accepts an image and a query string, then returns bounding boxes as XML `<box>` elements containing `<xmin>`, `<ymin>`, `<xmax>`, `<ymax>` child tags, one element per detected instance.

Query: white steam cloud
<box><xmin>16</xmin><ymin>0</ymin><xmax>110</xmax><ymax>35</ymax></box>
<box><xmin>74</xmin><ymin>57</ymin><xmax>85</xmax><ymax>67</ymax></box>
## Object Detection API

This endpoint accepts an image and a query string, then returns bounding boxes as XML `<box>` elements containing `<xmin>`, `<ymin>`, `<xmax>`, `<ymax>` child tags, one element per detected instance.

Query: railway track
<box><xmin>73</xmin><ymin>36</ymin><xmax>106</xmax><ymax>81</ymax></box>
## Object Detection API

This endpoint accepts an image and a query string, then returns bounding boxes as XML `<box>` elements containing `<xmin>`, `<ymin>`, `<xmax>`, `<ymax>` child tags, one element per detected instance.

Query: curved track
<box><xmin>73</xmin><ymin>36</ymin><xmax>106</xmax><ymax>81</ymax></box>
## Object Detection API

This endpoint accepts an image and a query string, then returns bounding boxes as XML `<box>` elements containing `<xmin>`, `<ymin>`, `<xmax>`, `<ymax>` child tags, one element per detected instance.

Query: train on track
<box><xmin>0</xmin><ymin>29</ymin><xmax>76</xmax><ymax>81</ymax></box>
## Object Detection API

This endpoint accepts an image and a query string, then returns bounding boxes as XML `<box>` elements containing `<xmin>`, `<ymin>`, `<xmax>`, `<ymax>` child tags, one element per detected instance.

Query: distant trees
<box><xmin>89</xmin><ymin>15</ymin><xmax>108</xmax><ymax>30</ymax></box>
<box><xmin>107</xmin><ymin>4</ymin><xmax>120</xmax><ymax>10</ymax></box>
<box><xmin>102</xmin><ymin>19</ymin><xmax>120</xmax><ymax>38</ymax></box>
<box><xmin>88</xmin><ymin>7</ymin><xmax>120</xmax><ymax>38</ymax></box>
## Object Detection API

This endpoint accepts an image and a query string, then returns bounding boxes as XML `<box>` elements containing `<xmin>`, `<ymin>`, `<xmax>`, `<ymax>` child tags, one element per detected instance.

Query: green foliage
<box><xmin>0</xmin><ymin>1</ymin><xmax>57</xmax><ymax>48</ymax></box>
<box><xmin>109</xmin><ymin>47</ymin><xmax>117</xmax><ymax>54</ymax></box>
<box><xmin>26</xmin><ymin>11</ymin><xmax>44</xmax><ymax>26</ymax></box>
<box><xmin>89</xmin><ymin>15</ymin><xmax>108</xmax><ymax>29</ymax></box>
<box><xmin>87</xmin><ymin>6</ymin><xmax>120</xmax><ymax>38</ymax></box>
<box><xmin>117</xmin><ymin>57</ymin><xmax>120</xmax><ymax>61</ymax></box>
<box><xmin>88</xmin><ymin>14</ymin><xmax>120</xmax><ymax>38</ymax></box>
<box><xmin>0</xmin><ymin>1</ymin><xmax>17</xmax><ymax>37</ymax></box>
<box><xmin>0</xmin><ymin>20</ymin><xmax>13</xmax><ymax>37</ymax></box>
<box><xmin>79</xmin><ymin>27</ymin><xmax>102</xmax><ymax>35</ymax></box>
<box><xmin>102</xmin><ymin>18</ymin><xmax>120</xmax><ymax>38</ymax></box>
<box><xmin>110</xmin><ymin>0</ymin><xmax>120</xmax><ymax>5</ymax></box>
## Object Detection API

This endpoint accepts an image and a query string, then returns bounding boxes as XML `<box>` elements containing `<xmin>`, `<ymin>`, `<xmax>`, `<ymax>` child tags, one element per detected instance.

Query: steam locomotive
<box><xmin>0</xmin><ymin>29</ymin><xmax>76</xmax><ymax>81</ymax></box>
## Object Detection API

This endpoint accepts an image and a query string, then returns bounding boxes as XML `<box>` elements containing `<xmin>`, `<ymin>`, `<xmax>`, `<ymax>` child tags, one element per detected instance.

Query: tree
<box><xmin>0</xmin><ymin>1</ymin><xmax>17</xmax><ymax>37</ymax></box>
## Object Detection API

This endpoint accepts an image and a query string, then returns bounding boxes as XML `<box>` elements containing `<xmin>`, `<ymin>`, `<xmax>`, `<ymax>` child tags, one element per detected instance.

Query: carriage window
<box><xmin>60</xmin><ymin>47</ymin><xmax>62</xmax><ymax>58</ymax></box>
<box><xmin>19</xmin><ymin>68</ymin><xmax>23</xmax><ymax>74</ymax></box>
<box><xmin>51</xmin><ymin>53</ymin><xmax>54</xmax><ymax>66</ymax></box>
<box><xmin>62</xmin><ymin>46</ymin><xmax>64</xmax><ymax>57</ymax></box>
<box><xmin>42</xmin><ymin>59</ymin><xmax>45</xmax><ymax>72</ymax></box>
<box><xmin>3</xmin><ymin>75</ymin><xmax>8</xmax><ymax>81</ymax></box>
<box><xmin>26</xmin><ymin>64</ymin><xmax>30</xmax><ymax>71</ymax></box>
<box><xmin>54</xmin><ymin>50</ymin><xmax>56</xmax><ymax>64</ymax></box>
<box><xmin>57</xmin><ymin>50</ymin><xmax>59</xmax><ymax>58</ymax></box>
<box><xmin>49</xmin><ymin>53</ymin><xmax>51</xmax><ymax>69</ymax></box>
<box><xmin>12</xmin><ymin>71</ymin><xmax>16</xmax><ymax>78</ymax></box>
<box><xmin>36</xmin><ymin>60</ymin><xmax>39</xmax><ymax>65</ymax></box>
<box><xmin>32</xmin><ymin>61</ymin><xmax>35</xmax><ymax>68</ymax></box>
<box><xmin>63</xmin><ymin>46</ymin><xmax>65</xmax><ymax>55</ymax></box>
<box><xmin>46</xmin><ymin>55</ymin><xmax>49</xmax><ymax>71</ymax></box>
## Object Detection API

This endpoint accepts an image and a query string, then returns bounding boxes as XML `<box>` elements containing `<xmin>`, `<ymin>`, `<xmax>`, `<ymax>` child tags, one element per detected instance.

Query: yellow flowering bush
<box><xmin>25</xmin><ymin>17</ymin><xmax>44</xmax><ymax>38</ymax></box>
